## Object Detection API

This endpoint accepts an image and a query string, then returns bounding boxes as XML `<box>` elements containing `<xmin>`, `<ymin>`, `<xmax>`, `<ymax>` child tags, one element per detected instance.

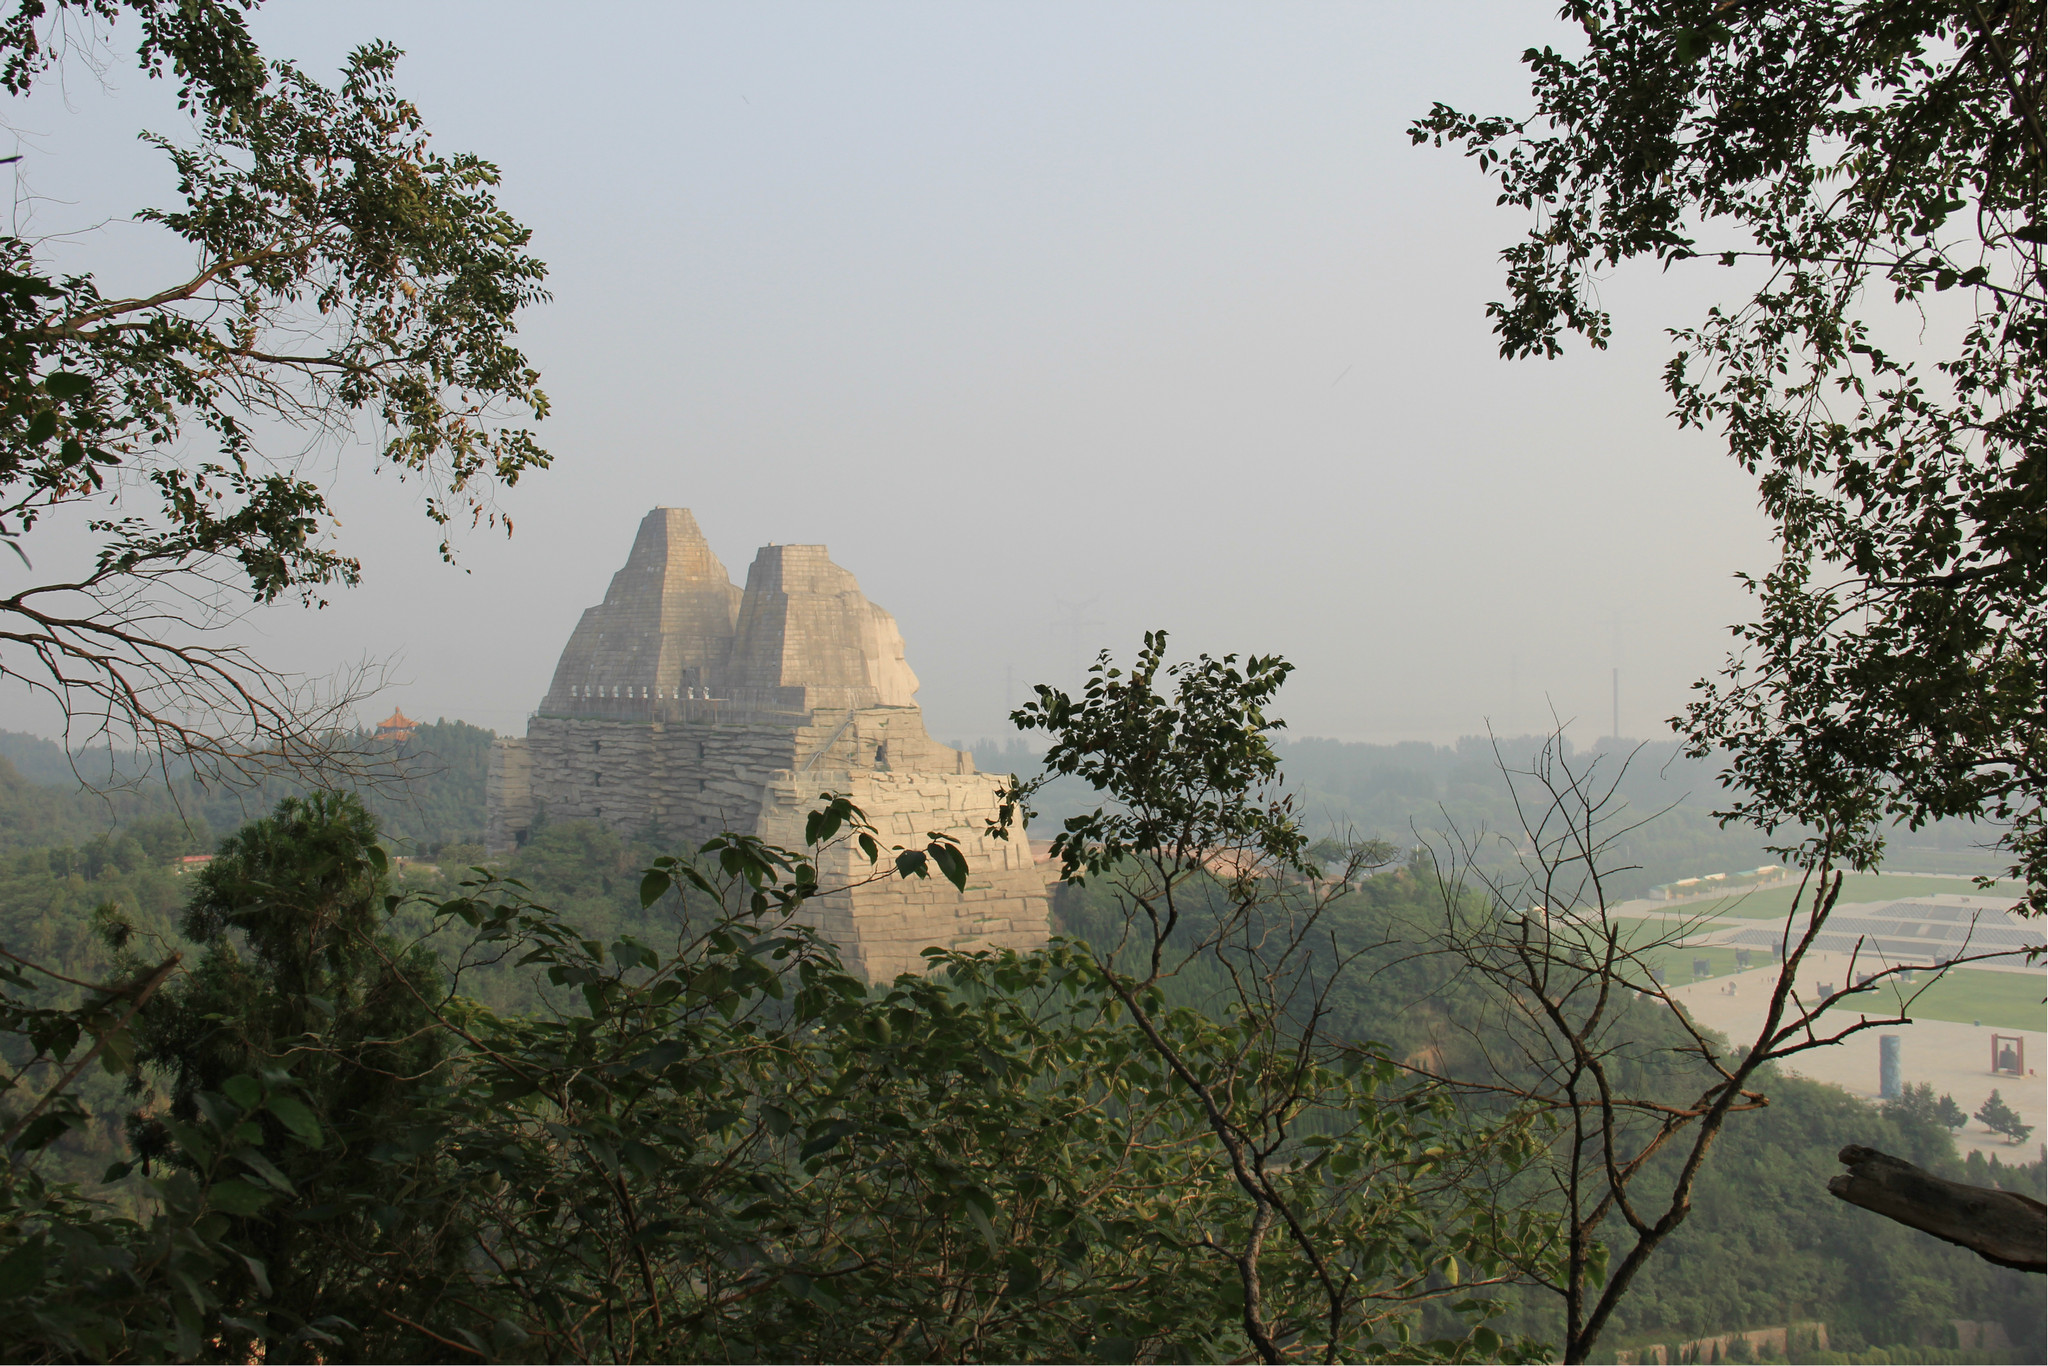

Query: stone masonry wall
<box><xmin>503</xmin><ymin>703</ymin><xmax>974</xmax><ymax>847</ymax></box>
<box><xmin>489</xmin><ymin>711</ymin><xmax>1047</xmax><ymax>979</ymax></box>
<box><xmin>484</xmin><ymin>507</ymin><xmax>1050</xmax><ymax>978</ymax></box>
<box><xmin>483</xmin><ymin>738</ymin><xmax>533</xmax><ymax>853</ymax></box>
<box><xmin>756</xmin><ymin>767</ymin><xmax>1048</xmax><ymax>981</ymax></box>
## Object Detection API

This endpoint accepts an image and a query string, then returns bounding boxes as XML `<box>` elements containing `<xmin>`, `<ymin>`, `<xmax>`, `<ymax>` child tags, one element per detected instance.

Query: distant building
<box><xmin>375</xmin><ymin>708</ymin><xmax>418</xmax><ymax>744</ymax></box>
<box><xmin>484</xmin><ymin>507</ymin><xmax>1050</xmax><ymax>981</ymax></box>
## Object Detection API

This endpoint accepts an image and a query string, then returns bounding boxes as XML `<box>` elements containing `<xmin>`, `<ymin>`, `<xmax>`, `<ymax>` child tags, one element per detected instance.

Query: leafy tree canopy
<box><xmin>1413</xmin><ymin>0</ymin><xmax>2042</xmax><ymax>909</ymax></box>
<box><xmin>0</xmin><ymin>0</ymin><xmax>548</xmax><ymax>780</ymax></box>
<box><xmin>1973</xmin><ymin>1088</ymin><xmax>2035</xmax><ymax>1145</ymax></box>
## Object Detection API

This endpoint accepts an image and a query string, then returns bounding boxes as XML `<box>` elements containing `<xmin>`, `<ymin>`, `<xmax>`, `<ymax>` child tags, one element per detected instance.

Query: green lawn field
<box><xmin>1634</xmin><ymin>943</ymin><xmax>1759</xmax><ymax>985</ymax></box>
<box><xmin>1835</xmin><ymin>967</ymin><xmax>2047</xmax><ymax>1033</ymax></box>
<box><xmin>1542</xmin><ymin>921</ymin><xmax>1767</xmax><ymax>986</ymax></box>
<box><xmin>1459</xmin><ymin>916</ymin><xmax>2040</xmax><ymax>1027</ymax></box>
<box><xmin>1672</xmin><ymin>872</ymin><xmax>2026</xmax><ymax>921</ymax></box>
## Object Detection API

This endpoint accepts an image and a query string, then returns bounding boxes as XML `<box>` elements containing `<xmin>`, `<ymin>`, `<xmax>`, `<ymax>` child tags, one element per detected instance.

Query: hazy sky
<box><xmin>6</xmin><ymin>1</ymin><xmax>1776</xmax><ymax>748</ymax></box>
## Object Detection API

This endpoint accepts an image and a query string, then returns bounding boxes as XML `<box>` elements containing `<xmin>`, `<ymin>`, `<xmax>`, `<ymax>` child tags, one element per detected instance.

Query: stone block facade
<box><xmin>485</xmin><ymin>507</ymin><xmax>1048</xmax><ymax>978</ymax></box>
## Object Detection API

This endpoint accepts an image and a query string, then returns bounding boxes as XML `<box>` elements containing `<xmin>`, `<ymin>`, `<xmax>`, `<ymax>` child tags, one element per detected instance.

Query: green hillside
<box><xmin>0</xmin><ymin>720</ymin><xmax>496</xmax><ymax>856</ymax></box>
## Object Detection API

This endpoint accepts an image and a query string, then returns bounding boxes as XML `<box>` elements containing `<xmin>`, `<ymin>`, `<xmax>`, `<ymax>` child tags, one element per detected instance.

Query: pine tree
<box><xmin>1973</xmin><ymin>1090</ymin><xmax>2035</xmax><ymax>1145</ymax></box>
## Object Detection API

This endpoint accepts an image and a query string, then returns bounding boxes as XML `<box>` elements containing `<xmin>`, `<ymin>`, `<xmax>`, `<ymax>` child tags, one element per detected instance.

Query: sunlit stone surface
<box><xmin>486</xmin><ymin>507</ymin><xmax>1049</xmax><ymax>979</ymax></box>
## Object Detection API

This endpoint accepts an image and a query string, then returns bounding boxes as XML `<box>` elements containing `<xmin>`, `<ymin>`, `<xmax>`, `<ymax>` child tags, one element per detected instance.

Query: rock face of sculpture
<box><xmin>538</xmin><ymin>507</ymin><xmax>743</xmax><ymax>714</ymax></box>
<box><xmin>485</xmin><ymin>507</ymin><xmax>1048</xmax><ymax>979</ymax></box>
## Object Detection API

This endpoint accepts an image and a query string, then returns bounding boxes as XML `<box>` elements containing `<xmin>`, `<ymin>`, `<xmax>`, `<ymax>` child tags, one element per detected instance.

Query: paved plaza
<box><xmin>1580</xmin><ymin>888</ymin><xmax>2045</xmax><ymax>1159</ymax></box>
<box><xmin>1668</xmin><ymin>965</ymin><xmax>2044</xmax><ymax>1160</ymax></box>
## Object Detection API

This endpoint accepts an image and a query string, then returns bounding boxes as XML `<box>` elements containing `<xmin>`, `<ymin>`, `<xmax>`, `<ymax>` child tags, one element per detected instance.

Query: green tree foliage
<box><xmin>1049</xmin><ymin>824</ymin><xmax>2048</xmax><ymax>1363</ymax></box>
<box><xmin>995</xmin><ymin>633</ymin><xmax>1547</xmax><ymax>1363</ymax></box>
<box><xmin>0</xmin><ymin>791</ymin><xmax>458</xmax><ymax>1361</ymax></box>
<box><xmin>2</xmin><ymin>761</ymin><xmax>2038</xmax><ymax>1359</ymax></box>
<box><xmin>1602</xmin><ymin>1075</ymin><xmax>2044</xmax><ymax>1360</ymax></box>
<box><xmin>0</xmin><ymin>1</ymin><xmax>547</xmax><ymax>777</ymax></box>
<box><xmin>0</xmin><ymin>739</ymin><xmax>239</xmax><ymax>857</ymax></box>
<box><xmin>381</xmin><ymin>892</ymin><xmax>1514</xmax><ymax>1362</ymax></box>
<box><xmin>1972</xmin><ymin>1089</ymin><xmax>2035</xmax><ymax>1145</ymax></box>
<box><xmin>0</xmin><ymin>645</ymin><xmax>2028</xmax><ymax>1361</ymax></box>
<box><xmin>1884</xmin><ymin>1081</ymin><xmax>1970</xmax><ymax>1138</ymax></box>
<box><xmin>0</xmin><ymin>1046</ymin><xmax>338</xmax><ymax>1359</ymax></box>
<box><xmin>0</xmin><ymin>808</ymin><xmax>210</xmax><ymax>1169</ymax></box>
<box><xmin>1413</xmin><ymin>1</ymin><xmax>2043</xmax><ymax>909</ymax></box>
<box><xmin>121</xmin><ymin>792</ymin><xmax>455</xmax><ymax>1359</ymax></box>
<box><xmin>2</xmin><ymin>764</ymin><xmax>1541</xmax><ymax>1362</ymax></box>
<box><xmin>1401</xmin><ymin>729</ymin><xmax>2038</xmax><ymax>1364</ymax></box>
<box><xmin>0</xmin><ymin>718</ymin><xmax>495</xmax><ymax>859</ymax></box>
<box><xmin>376</xmin><ymin>719</ymin><xmax>497</xmax><ymax>850</ymax></box>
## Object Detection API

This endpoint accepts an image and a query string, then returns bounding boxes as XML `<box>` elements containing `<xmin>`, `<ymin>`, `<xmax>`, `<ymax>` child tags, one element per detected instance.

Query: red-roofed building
<box><xmin>375</xmin><ymin>708</ymin><xmax>418</xmax><ymax>744</ymax></box>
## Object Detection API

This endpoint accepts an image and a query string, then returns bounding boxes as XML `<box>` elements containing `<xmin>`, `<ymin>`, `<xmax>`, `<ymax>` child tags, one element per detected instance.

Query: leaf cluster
<box><xmin>1414</xmin><ymin>0</ymin><xmax>2043</xmax><ymax>906</ymax></box>
<box><xmin>0</xmin><ymin>0</ymin><xmax>549</xmax><ymax>780</ymax></box>
<box><xmin>998</xmin><ymin>629</ymin><xmax>1305</xmax><ymax>888</ymax></box>
<box><xmin>0</xmin><ymin>757</ymin><xmax>1559</xmax><ymax>1363</ymax></box>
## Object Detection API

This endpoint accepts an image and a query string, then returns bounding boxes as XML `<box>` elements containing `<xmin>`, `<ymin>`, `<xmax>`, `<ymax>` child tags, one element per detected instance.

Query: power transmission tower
<box><xmin>1051</xmin><ymin>597</ymin><xmax>1107</xmax><ymax>688</ymax></box>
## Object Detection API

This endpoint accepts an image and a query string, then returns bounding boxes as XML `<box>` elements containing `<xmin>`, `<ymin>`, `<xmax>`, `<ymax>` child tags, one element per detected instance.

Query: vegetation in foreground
<box><xmin>3</xmin><ymin>636</ymin><xmax>2038</xmax><ymax>1363</ymax></box>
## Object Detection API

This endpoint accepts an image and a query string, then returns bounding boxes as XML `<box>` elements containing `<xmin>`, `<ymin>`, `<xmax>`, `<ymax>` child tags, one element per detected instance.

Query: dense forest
<box><xmin>2</xmin><ymin>710</ymin><xmax>2040</xmax><ymax>1361</ymax></box>
<box><xmin>972</xmin><ymin>734</ymin><xmax>2008</xmax><ymax>899</ymax></box>
<box><xmin>1049</xmin><ymin>871</ymin><xmax>2044</xmax><ymax>1360</ymax></box>
<box><xmin>0</xmin><ymin>721</ymin><xmax>496</xmax><ymax>859</ymax></box>
<box><xmin>0</xmin><ymin>718</ymin><xmax>2006</xmax><ymax>908</ymax></box>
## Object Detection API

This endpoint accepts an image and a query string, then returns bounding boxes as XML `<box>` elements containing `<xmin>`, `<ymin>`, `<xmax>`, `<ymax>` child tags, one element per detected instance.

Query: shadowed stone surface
<box><xmin>486</xmin><ymin>507</ymin><xmax>1048</xmax><ymax>979</ymax></box>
